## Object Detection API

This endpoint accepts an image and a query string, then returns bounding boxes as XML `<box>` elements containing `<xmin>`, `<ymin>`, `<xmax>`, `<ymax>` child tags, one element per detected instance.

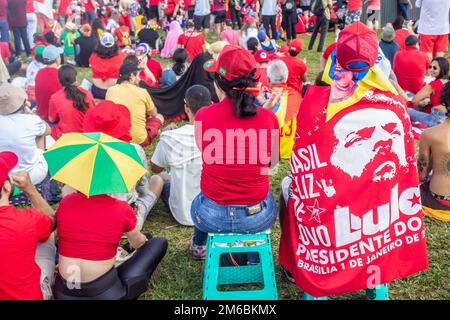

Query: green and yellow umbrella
<box><xmin>44</xmin><ymin>132</ymin><xmax>147</xmax><ymax>196</ymax></box>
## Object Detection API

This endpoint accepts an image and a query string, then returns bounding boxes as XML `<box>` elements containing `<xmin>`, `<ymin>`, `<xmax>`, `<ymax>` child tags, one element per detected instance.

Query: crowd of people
<box><xmin>0</xmin><ymin>0</ymin><xmax>448</xmax><ymax>300</ymax></box>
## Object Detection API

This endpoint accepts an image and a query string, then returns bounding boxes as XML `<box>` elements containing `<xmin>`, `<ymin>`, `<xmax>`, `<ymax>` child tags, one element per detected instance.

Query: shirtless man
<box><xmin>417</xmin><ymin>81</ymin><xmax>450</xmax><ymax>221</ymax></box>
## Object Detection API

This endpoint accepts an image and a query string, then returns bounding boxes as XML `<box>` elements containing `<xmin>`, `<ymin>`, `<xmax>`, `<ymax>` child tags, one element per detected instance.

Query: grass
<box><xmin>76</xmin><ymin>32</ymin><xmax>449</xmax><ymax>300</ymax></box>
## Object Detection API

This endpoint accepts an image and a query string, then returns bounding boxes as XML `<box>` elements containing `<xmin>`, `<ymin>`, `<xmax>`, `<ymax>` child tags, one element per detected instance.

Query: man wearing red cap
<box><xmin>0</xmin><ymin>152</ymin><xmax>56</xmax><ymax>300</ymax></box>
<box><xmin>279</xmin><ymin>38</ymin><xmax>308</xmax><ymax>93</ymax></box>
<box><xmin>278</xmin><ymin>22</ymin><xmax>428</xmax><ymax>299</ymax></box>
<box><xmin>254</xmin><ymin>49</ymin><xmax>271</xmax><ymax>91</ymax></box>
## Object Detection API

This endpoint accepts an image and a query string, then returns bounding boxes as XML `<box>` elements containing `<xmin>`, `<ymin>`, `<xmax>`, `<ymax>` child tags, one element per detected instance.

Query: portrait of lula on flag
<box><xmin>279</xmin><ymin>23</ymin><xmax>428</xmax><ymax>298</ymax></box>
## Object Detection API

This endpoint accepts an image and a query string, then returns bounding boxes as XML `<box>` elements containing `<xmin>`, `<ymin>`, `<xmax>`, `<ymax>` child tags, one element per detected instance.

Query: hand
<box><xmin>10</xmin><ymin>172</ymin><xmax>36</xmax><ymax>195</ymax></box>
<box><xmin>263</xmin><ymin>89</ymin><xmax>283</xmax><ymax>110</ymax></box>
<box><xmin>163</xmin><ymin>123</ymin><xmax>178</xmax><ymax>131</ymax></box>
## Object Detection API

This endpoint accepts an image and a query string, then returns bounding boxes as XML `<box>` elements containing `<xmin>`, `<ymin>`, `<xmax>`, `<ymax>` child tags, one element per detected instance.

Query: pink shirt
<box><xmin>219</xmin><ymin>28</ymin><xmax>241</xmax><ymax>46</ymax></box>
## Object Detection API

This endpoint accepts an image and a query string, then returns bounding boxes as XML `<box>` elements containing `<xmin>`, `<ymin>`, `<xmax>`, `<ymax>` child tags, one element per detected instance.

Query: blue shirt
<box><xmin>379</xmin><ymin>40</ymin><xmax>399</xmax><ymax>67</ymax></box>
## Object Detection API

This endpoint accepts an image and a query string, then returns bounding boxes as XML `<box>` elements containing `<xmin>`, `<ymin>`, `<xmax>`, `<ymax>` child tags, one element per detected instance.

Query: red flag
<box><xmin>279</xmin><ymin>85</ymin><xmax>429</xmax><ymax>297</ymax></box>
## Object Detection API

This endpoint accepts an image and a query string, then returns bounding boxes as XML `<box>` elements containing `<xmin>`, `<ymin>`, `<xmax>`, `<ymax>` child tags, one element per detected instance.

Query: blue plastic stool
<box><xmin>303</xmin><ymin>284</ymin><xmax>389</xmax><ymax>300</ymax></box>
<box><xmin>202</xmin><ymin>231</ymin><xmax>278</xmax><ymax>300</ymax></box>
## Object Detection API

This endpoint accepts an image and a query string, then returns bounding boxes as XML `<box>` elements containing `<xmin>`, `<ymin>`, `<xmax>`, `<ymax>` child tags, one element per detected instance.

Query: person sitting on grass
<box><xmin>161</xmin><ymin>48</ymin><xmax>188</xmax><ymax>88</ymax></box>
<box><xmin>0</xmin><ymin>83</ymin><xmax>50</xmax><ymax>185</ymax></box>
<box><xmin>89</xmin><ymin>33</ymin><xmax>126</xmax><ymax>100</ymax></box>
<box><xmin>54</xmin><ymin>173</ymin><xmax>168</xmax><ymax>300</ymax></box>
<box><xmin>83</xmin><ymin>100</ymin><xmax>164</xmax><ymax>230</ymax></box>
<box><xmin>150</xmin><ymin>84</ymin><xmax>211</xmax><ymax>226</ymax></box>
<box><xmin>48</xmin><ymin>64</ymin><xmax>96</xmax><ymax>140</ymax></box>
<box><xmin>190</xmin><ymin>45</ymin><xmax>280</xmax><ymax>260</ymax></box>
<box><xmin>0</xmin><ymin>152</ymin><xmax>56</xmax><ymax>300</ymax></box>
<box><xmin>106</xmin><ymin>62</ymin><xmax>164</xmax><ymax>147</ymax></box>
<box><xmin>418</xmin><ymin>81</ymin><xmax>450</xmax><ymax>222</ymax></box>
<box><xmin>408</xmin><ymin>57</ymin><xmax>449</xmax><ymax>128</ymax></box>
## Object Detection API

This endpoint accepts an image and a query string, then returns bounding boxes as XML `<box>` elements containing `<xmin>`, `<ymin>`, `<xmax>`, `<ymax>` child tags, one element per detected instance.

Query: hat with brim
<box><xmin>42</xmin><ymin>45</ymin><xmax>63</xmax><ymax>63</ymax></box>
<box><xmin>336</xmin><ymin>22</ymin><xmax>378</xmax><ymax>72</ymax></box>
<box><xmin>381</xmin><ymin>25</ymin><xmax>395</xmax><ymax>42</ymax></box>
<box><xmin>83</xmin><ymin>100</ymin><xmax>132</xmax><ymax>142</ymax></box>
<box><xmin>204</xmin><ymin>45</ymin><xmax>256</xmax><ymax>81</ymax></box>
<box><xmin>0</xmin><ymin>83</ymin><xmax>27</xmax><ymax>115</ymax></box>
<box><xmin>65</xmin><ymin>22</ymin><xmax>77</xmax><ymax>31</ymax></box>
<box><xmin>0</xmin><ymin>151</ymin><xmax>19</xmax><ymax>187</ymax></box>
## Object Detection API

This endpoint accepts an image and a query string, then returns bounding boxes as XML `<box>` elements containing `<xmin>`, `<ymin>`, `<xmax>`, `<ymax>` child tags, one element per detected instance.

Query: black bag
<box><xmin>312</xmin><ymin>0</ymin><xmax>325</xmax><ymax>16</ymax></box>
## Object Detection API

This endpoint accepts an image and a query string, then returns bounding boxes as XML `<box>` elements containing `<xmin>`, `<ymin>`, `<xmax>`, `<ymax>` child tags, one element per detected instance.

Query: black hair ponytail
<box><xmin>58</xmin><ymin>65</ymin><xmax>89</xmax><ymax>112</ymax></box>
<box><xmin>215</xmin><ymin>69</ymin><xmax>258</xmax><ymax>117</ymax></box>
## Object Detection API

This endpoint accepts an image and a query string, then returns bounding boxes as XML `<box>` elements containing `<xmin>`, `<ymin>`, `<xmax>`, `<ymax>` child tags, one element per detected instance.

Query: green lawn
<box><xmin>75</xmin><ymin>32</ymin><xmax>449</xmax><ymax>300</ymax></box>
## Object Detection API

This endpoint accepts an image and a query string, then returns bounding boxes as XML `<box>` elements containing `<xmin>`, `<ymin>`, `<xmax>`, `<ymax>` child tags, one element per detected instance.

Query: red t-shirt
<box><xmin>194</xmin><ymin>98</ymin><xmax>280</xmax><ymax>205</ymax></box>
<box><xmin>0</xmin><ymin>41</ymin><xmax>11</xmax><ymax>61</ymax></box>
<box><xmin>429</xmin><ymin>79</ymin><xmax>445</xmax><ymax>107</ymax></box>
<box><xmin>84</xmin><ymin>0</ymin><xmax>95</xmax><ymax>12</ymax></box>
<box><xmin>118</xmin><ymin>13</ymin><xmax>131</xmax><ymax>29</ymax></box>
<box><xmin>35</xmin><ymin>67</ymin><xmax>63</xmax><ymax>123</ymax></box>
<box><xmin>149</xmin><ymin>0</ymin><xmax>159</xmax><ymax>6</ymax></box>
<box><xmin>25</xmin><ymin>0</ymin><xmax>34</xmax><ymax>13</ymax></box>
<box><xmin>0</xmin><ymin>206</ymin><xmax>53</xmax><ymax>300</ymax></box>
<box><xmin>184</xmin><ymin>0</ymin><xmax>193</xmax><ymax>9</ymax></box>
<box><xmin>393</xmin><ymin>46</ymin><xmax>430</xmax><ymax>94</ymax></box>
<box><xmin>280</xmin><ymin>55</ymin><xmax>308</xmax><ymax>92</ymax></box>
<box><xmin>256</xmin><ymin>67</ymin><xmax>270</xmax><ymax>91</ymax></box>
<box><xmin>146</xmin><ymin>57</ymin><xmax>163</xmax><ymax>80</ymax></box>
<box><xmin>90</xmin><ymin>51</ymin><xmax>126</xmax><ymax>80</ymax></box>
<box><xmin>177</xmin><ymin>31</ymin><xmax>205</xmax><ymax>62</ymax></box>
<box><xmin>164</xmin><ymin>0</ymin><xmax>180</xmax><ymax>15</ymax></box>
<box><xmin>322</xmin><ymin>42</ymin><xmax>337</xmax><ymax>61</ymax></box>
<box><xmin>0</xmin><ymin>0</ymin><xmax>7</xmax><ymax>20</ymax></box>
<box><xmin>395</xmin><ymin>29</ymin><xmax>410</xmax><ymax>51</ymax></box>
<box><xmin>56</xmin><ymin>193</ymin><xmax>137</xmax><ymax>261</ymax></box>
<box><xmin>48</xmin><ymin>87</ymin><xmax>95</xmax><ymax>139</ymax></box>
<box><xmin>58</xmin><ymin>0</ymin><xmax>72</xmax><ymax>15</ymax></box>
<box><xmin>347</xmin><ymin>0</ymin><xmax>362</xmax><ymax>11</ymax></box>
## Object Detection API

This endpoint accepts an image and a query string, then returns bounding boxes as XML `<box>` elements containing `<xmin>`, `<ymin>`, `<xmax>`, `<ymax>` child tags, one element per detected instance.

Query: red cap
<box><xmin>336</xmin><ymin>22</ymin><xmax>378</xmax><ymax>72</ymax></box>
<box><xmin>254</xmin><ymin>50</ymin><xmax>270</xmax><ymax>63</ymax></box>
<box><xmin>83</xmin><ymin>100</ymin><xmax>132</xmax><ymax>142</ymax></box>
<box><xmin>204</xmin><ymin>45</ymin><xmax>256</xmax><ymax>81</ymax></box>
<box><xmin>279</xmin><ymin>44</ymin><xmax>289</xmax><ymax>54</ymax></box>
<box><xmin>289</xmin><ymin>38</ymin><xmax>304</xmax><ymax>54</ymax></box>
<box><xmin>0</xmin><ymin>152</ymin><xmax>18</xmax><ymax>187</ymax></box>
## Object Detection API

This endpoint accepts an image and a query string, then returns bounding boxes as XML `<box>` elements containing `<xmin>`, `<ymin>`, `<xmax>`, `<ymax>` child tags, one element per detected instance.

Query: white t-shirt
<box><xmin>262</xmin><ymin>0</ymin><xmax>277</xmax><ymax>16</ymax></box>
<box><xmin>241</xmin><ymin>27</ymin><xmax>259</xmax><ymax>49</ymax></box>
<box><xmin>194</xmin><ymin>0</ymin><xmax>211</xmax><ymax>16</ymax></box>
<box><xmin>26</xmin><ymin>60</ymin><xmax>45</xmax><ymax>86</ymax></box>
<box><xmin>416</xmin><ymin>0</ymin><xmax>450</xmax><ymax>35</ymax></box>
<box><xmin>35</xmin><ymin>0</ymin><xmax>54</xmax><ymax>19</ymax></box>
<box><xmin>0</xmin><ymin>113</ymin><xmax>47</xmax><ymax>174</ymax></box>
<box><xmin>151</xmin><ymin>125</ymin><xmax>201</xmax><ymax>226</ymax></box>
<box><xmin>106</xmin><ymin>19</ymin><xmax>120</xmax><ymax>34</ymax></box>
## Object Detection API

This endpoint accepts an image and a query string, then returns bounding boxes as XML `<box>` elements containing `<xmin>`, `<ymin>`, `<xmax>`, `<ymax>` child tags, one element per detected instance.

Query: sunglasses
<box><xmin>428</xmin><ymin>65</ymin><xmax>439</xmax><ymax>70</ymax></box>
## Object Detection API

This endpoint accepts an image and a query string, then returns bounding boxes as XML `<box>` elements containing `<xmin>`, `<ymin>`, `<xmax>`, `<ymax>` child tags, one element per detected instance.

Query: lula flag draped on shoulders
<box><xmin>278</xmin><ymin>50</ymin><xmax>428</xmax><ymax>297</ymax></box>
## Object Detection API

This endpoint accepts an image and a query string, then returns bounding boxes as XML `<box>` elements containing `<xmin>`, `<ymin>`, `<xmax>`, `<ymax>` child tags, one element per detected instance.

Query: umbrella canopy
<box><xmin>44</xmin><ymin>132</ymin><xmax>147</xmax><ymax>196</ymax></box>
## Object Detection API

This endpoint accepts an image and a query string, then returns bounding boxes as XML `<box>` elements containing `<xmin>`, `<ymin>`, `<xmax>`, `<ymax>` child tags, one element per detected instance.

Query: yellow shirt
<box><xmin>106</xmin><ymin>83</ymin><xmax>156</xmax><ymax>144</ymax></box>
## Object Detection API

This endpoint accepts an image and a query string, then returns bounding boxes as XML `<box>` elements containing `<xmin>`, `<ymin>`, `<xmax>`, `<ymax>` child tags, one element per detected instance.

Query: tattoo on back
<box><xmin>440</xmin><ymin>155</ymin><xmax>450</xmax><ymax>179</ymax></box>
<box><xmin>417</xmin><ymin>155</ymin><xmax>429</xmax><ymax>175</ymax></box>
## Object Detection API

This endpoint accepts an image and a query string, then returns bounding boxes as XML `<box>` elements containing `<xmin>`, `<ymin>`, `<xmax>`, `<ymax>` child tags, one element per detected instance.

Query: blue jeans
<box><xmin>0</xmin><ymin>19</ymin><xmax>9</xmax><ymax>42</ymax></box>
<box><xmin>190</xmin><ymin>192</ymin><xmax>277</xmax><ymax>246</ymax></box>
<box><xmin>85</xmin><ymin>11</ymin><xmax>96</xmax><ymax>25</ymax></box>
<box><xmin>408</xmin><ymin>108</ymin><xmax>447</xmax><ymax>127</ymax></box>
<box><xmin>399</xmin><ymin>3</ymin><xmax>409</xmax><ymax>20</ymax></box>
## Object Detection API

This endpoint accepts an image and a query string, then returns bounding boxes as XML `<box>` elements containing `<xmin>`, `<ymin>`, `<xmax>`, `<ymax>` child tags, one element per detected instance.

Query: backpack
<box><xmin>312</xmin><ymin>0</ymin><xmax>325</xmax><ymax>16</ymax></box>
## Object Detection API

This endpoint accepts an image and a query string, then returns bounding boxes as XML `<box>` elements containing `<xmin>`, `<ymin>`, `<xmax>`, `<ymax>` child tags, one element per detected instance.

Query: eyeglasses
<box><xmin>428</xmin><ymin>65</ymin><xmax>439</xmax><ymax>70</ymax></box>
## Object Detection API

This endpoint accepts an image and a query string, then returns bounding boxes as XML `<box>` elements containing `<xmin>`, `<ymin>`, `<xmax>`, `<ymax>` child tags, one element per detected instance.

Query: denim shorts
<box><xmin>190</xmin><ymin>192</ymin><xmax>277</xmax><ymax>234</ymax></box>
<box><xmin>408</xmin><ymin>107</ymin><xmax>446</xmax><ymax>128</ymax></box>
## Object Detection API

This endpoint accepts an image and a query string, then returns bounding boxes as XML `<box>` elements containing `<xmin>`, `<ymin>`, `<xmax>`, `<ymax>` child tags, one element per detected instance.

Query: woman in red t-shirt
<box><xmin>89</xmin><ymin>32</ymin><xmax>125</xmax><ymax>99</ymax></box>
<box><xmin>48</xmin><ymin>65</ymin><xmax>96</xmax><ymax>140</ymax></box>
<box><xmin>409</xmin><ymin>57</ymin><xmax>449</xmax><ymax>127</ymax></box>
<box><xmin>190</xmin><ymin>46</ymin><xmax>280</xmax><ymax>260</ymax></box>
